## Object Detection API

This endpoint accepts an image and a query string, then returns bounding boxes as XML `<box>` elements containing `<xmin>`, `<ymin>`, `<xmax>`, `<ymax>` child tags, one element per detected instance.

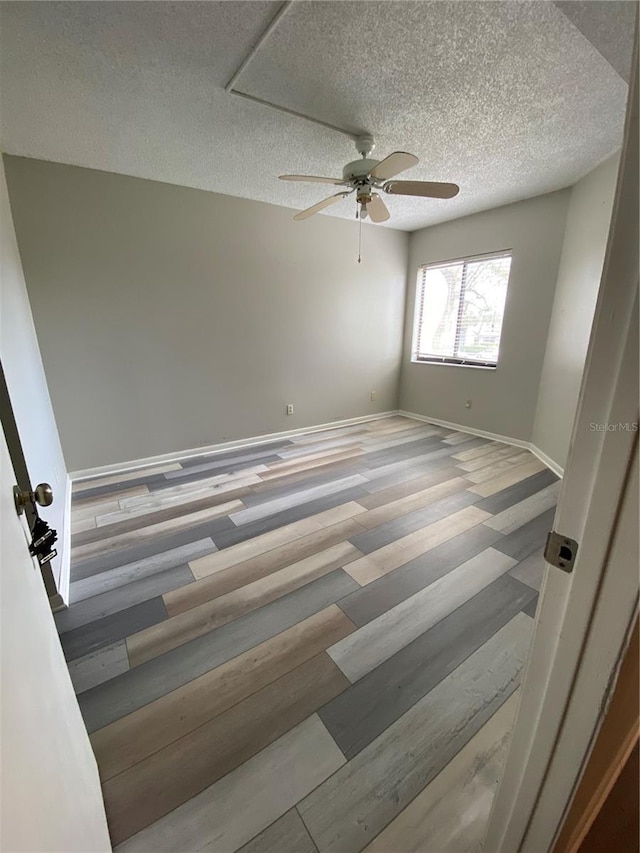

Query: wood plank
<box><xmin>162</xmin><ymin>447</ymin><xmax>292</xmax><ymax>479</ymax></box>
<box><xmin>455</xmin><ymin>444</ymin><xmax>527</xmax><ymax>471</ymax></box>
<box><xmin>71</xmin><ymin>499</ymin><xmax>243</xmax><ymax>561</ymax></box>
<box><xmin>73</xmin><ymin>499</ymin><xmax>128</xmax><ymax>524</ymax></box>
<box><xmin>508</xmin><ymin>547</ymin><xmax>547</xmax><ymax>590</ymax></box>
<box><xmin>73</xmin><ymin>474</ymin><xmax>169</xmax><ymax>501</ymax></box>
<box><xmin>103</xmin><ymin>654</ymin><xmax>349</xmax><ymax>844</ymax></box>
<box><xmin>263</xmin><ymin>443</ymin><xmax>363</xmax><ymax>471</ymax></box>
<box><xmin>72</xmin><ymin>486</ymin><xmax>149</xmax><ymax>509</ymax></box>
<box><xmin>442</xmin><ymin>431</ymin><xmax>478</xmax><ymax>445</ymax></box>
<box><xmin>78</xmin><ymin>569</ymin><xmax>359</xmax><ymax>733</ymax></box>
<box><xmin>229</xmin><ymin>475</ymin><xmax>368</xmax><ymax>526</ymax></box>
<box><xmin>320</xmin><ymin>575</ymin><xmax>533</xmax><ymax>758</ymax></box>
<box><xmin>361</xmin><ymin>447</ymin><xmax>456</xmax><ymax>481</ymax></box>
<box><xmin>213</xmin><ymin>487</ymin><xmax>369</xmax><ymax>550</ymax></box>
<box><xmin>451</xmin><ymin>440</ymin><xmax>508</xmax><ymax>462</ymax></box>
<box><xmin>70</xmin><ymin>524</ymin><xmax>224</xmax><ymax>582</ymax></box>
<box><xmin>189</xmin><ymin>502</ymin><xmax>366</xmax><ymax>579</ymax></box>
<box><xmin>344</xmin><ymin>505</ymin><xmax>491</xmax><ymax>586</ymax></box>
<box><xmin>157</xmin><ymin>458</ymin><xmax>280</xmax><ymax>487</ymax></box>
<box><xmin>338</xmin><ymin>524</ymin><xmax>504</xmax><ymax>627</ymax></box>
<box><xmin>178</xmin><ymin>439</ymin><xmax>293</xmax><ymax>467</ymax></box>
<box><xmin>127</xmin><ymin>542</ymin><xmax>362</xmax><ymax>666</ymax></box>
<box><xmin>57</xmin><ymin>565</ymin><xmax>194</xmax><ymax>633</ymax></box>
<box><xmin>116</xmin><ymin>715</ymin><xmax>345</xmax><ymax>853</ymax></box>
<box><xmin>118</xmin><ymin>474</ymin><xmax>261</xmax><ymax>509</ymax></box>
<box><xmin>359</xmin><ymin>427</ymin><xmax>442</xmax><ymax>452</ymax></box>
<box><xmin>523</xmin><ymin>595</ymin><xmax>539</xmax><ymax>619</ymax></box>
<box><xmin>354</xmin><ymin>476</ymin><xmax>470</xmax><ymax>529</ymax></box>
<box><xmin>237</xmin><ymin>809</ymin><xmax>316</xmax><ymax>853</ymax></box>
<box><xmin>73</xmin><ymin>462</ymin><xmax>182</xmax><ymax>492</ymax></box>
<box><xmin>349</xmin><ymin>490</ymin><xmax>479</xmax><ymax>555</ymax></box>
<box><xmin>60</xmin><ymin>597</ymin><xmax>167</xmax><ymax>663</ymax></box>
<box><xmin>363</xmin><ymin>691</ymin><xmax>520</xmax><ymax>853</ymax></box>
<box><xmin>91</xmin><ymin>605</ymin><xmax>355</xmax><ymax>780</ymax></box>
<box><xmin>484</xmin><ymin>482</ymin><xmax>560</xmax><ymax>534</ymax></box>
<box><xmin>465</xmin><ymin>451</ymin><xmax>534</xmax><ymax>483</ymax></box>
<box><xmin>70</xmin><ymin>539</ymin><xmax>216</xmax><ymax>603</ymax></box>
<box><xmin>330</xmin><ymin>547</ymin><xmax>517</xmax><ymax>682</ymax></box>
<box><xmin>165</xmin><ymin>519</ymin><xmax>364</xmax><ymax>616</ymax></box>
<box><xmin>360</xmin><ymin>436</ymin><xmax>446</xmax><ymax>468</ymax></box>
<box><xmin>298</xmin><ymin>614</ymin><xmax>533</xmax><ymax>853</ymax></box>
<box><xmin>494</xmin><ymin>507</ymin><xmax>556</xmax><ymax>561</ymax></box>
<box><xmin>67</xmin><ymin>640</ymin><xmax>129</xmax><ymax>695</ymax></box>
<box><xmin>276</xmin><ymin>435</ymin><xmax>368</xmax><ymax>459</ymax></box>
<box><xmin>474</xmin><ymin>467</ymin><xmax>559</xmax><ymax>514</ymax></box>
<box><xmin>468</xmin><ymin>458</ymin><xmax>547</xmax><ymax>497</ymax></box>
<box><xmin>71</xmin><ymin>516</ymin><xmax>97</xmax><ymax>534</ymax></box>
<box><xmin>356</xmin><ymin>466</ymin><xmax>461</xmax><ymax>509</ymax></box>
<box><xmin>95</xmin><ymin>482</ymin><xmax>255</xmax><ymax>526</ymax></box>
<box><xmin>248</xmin><ymin>459</ymin><xmax>366</xmax><ymax>499</ymax></box>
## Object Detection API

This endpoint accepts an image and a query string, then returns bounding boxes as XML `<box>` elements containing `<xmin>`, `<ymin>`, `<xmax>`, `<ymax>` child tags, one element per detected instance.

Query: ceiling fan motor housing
<box><xmin>342</xmin><ymin>158</ymin><xmax>379</xmax><ymax>183</ymax></box>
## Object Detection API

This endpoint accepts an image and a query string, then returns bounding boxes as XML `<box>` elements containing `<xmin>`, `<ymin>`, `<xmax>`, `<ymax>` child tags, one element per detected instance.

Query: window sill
<box><xmin>410</xmin><ymin>359</ymin><xmax>497</xmax><ymax>371</ymax></box>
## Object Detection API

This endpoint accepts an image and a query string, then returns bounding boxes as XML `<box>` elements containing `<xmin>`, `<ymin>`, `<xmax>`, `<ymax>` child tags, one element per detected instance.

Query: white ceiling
<box><xmin>0</xmin><ymin>1</ymin><xmax>634</xmax><ymax>231</ymax></box>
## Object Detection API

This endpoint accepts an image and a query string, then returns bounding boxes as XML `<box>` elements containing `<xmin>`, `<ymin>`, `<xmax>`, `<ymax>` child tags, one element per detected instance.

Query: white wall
<box><xmin>532</xmin><ymin>155</ymin><xmax>620</xmax><ymax>469</ymax></box>
<box><xmin>399</xmin><ymin>190</ymin><xmax>570</xmax><ymax>441</ymax></box>
<box><xmin>4</xmin><ymin>156</ymin><xmax>408</xmax><ymax>472</ymax></box>
<box><xmin>0</xmin><ymin>156</ymin><xmax>69</xmax><ymax>595</ymax></box>
<box><xmin>0</xmin><ymin>431</ymin><xmax>110</xmax><ymax>852</ymax></box>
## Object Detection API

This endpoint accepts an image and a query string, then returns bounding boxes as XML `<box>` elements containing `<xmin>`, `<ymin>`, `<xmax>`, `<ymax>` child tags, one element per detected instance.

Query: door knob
<box><xmin>14</xmin><ymin>482</ymin><xmax>54</xmax><ymax>515</ymax></box>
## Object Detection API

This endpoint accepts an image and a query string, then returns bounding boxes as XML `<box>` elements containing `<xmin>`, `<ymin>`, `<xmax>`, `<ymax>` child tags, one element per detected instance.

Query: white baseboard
<box><xmin>50</xmin><ymin>474</ymin><xmax>72</xmax><ymax>610</ymax></box>
<box><xmin>70</xmin><ymin>411</ymin><xmax>401</xmax><ymax>482</ymax></box>
<box><xmin>400</xmin><ymin>410</ymin><xmax>564</xmax><ymax>478</ymax></box>
<box><xmin>528</xmin><ymin>444</ymin><xmax>564</xmax><ymax>479</ymax></box>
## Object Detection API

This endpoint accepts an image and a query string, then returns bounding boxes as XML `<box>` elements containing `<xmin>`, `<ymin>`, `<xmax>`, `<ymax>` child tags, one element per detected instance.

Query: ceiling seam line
<box><xmin>224</xmin><ymin>0</ymin><xmax>294</xmax><ymax>93</ymax></box>
<box><xmin>227</xmin><ymin>90</ymin><xmax>360</xmax><ymax>140</ymax></box>
<box><xmin>224</xmin><ymin>0</ymin><xmax>360</xmax><ymax>141</ymax></box>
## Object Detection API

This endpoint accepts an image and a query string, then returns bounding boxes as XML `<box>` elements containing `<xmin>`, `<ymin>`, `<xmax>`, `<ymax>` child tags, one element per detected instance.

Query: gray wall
<box><xmin>399</xmin><ymin>190</ymin><xmax>570</xmax><ymax>441</ymax></box>
<box><xmin>532</xmin><ymin>155</ymin><xmax>619</xmax><ymax>469</ymax></box>
<box><xmin>0</xmin><ymin>156</ymin><xmax>68</xmax><ymax>591</ymax></box>
<box><xmin>4</xmin><ymin>156</ymin><xmax>408</xmax><ymax>472</ymax></box>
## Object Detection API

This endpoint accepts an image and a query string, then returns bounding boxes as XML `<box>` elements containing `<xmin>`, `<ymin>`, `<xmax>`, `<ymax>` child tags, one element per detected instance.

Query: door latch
<box><xmin>544</xmin><ymin>530</ymin><xmax>579</xmax><ymax>573</ymax></box>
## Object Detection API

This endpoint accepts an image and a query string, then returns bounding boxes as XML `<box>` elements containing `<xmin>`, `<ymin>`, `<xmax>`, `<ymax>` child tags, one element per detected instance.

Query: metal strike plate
<box><xmin>544</xmin><ymin>530</ymin><xmax>579</xmax><ymax>573</ymax></box>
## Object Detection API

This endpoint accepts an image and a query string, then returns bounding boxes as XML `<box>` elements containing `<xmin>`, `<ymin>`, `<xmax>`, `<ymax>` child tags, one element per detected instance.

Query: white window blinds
<box><xmin>412</xmin><ymin>251</ymin><xmax>512</xmax><ymax>368</ymax></box>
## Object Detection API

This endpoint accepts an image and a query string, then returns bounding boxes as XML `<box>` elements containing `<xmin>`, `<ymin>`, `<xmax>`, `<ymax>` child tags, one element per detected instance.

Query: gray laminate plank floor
<box><xmin>58</xmin><ymin>416</ymin><xmax>557</xmax><ymax>852</ymax></box>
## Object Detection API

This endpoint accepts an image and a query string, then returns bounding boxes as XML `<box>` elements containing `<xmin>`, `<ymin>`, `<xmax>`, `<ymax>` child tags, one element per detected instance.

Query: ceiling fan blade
<box><xmin>367</xmin><ymin>194</ymin><xmax>390</xmax><ymax>223</ymax></box>
<box><xmin>383</xmin><ymin>180</ymin><xmax>460</xmax><ymax>199</ymax></box>
<box><xmin>293</xmin><ymin>191</ymin><xmax>350</xmax><ymax>221</ymax></box>
<box><xmin>370</xmin><ymin>151</ymin><xmax>419</xmax><ymax>181</ymax></box>
<box><xmin>280</xmin><ymin>174</ymin><xmax>347</xmax><ymax>186</ymax></box>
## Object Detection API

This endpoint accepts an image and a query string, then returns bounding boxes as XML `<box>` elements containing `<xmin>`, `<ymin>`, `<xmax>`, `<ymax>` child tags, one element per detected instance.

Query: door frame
<box><xmin>484</xmin><ymin>35</ymin><xmax>639</xmax><ymax>852</ymax></box>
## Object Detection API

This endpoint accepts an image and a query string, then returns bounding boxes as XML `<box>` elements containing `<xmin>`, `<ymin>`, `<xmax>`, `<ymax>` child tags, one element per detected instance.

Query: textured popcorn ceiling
<box><xmin>0</xmin><ymin>1</ymin><xmax>633</xmax><ymax>231</ymax></box>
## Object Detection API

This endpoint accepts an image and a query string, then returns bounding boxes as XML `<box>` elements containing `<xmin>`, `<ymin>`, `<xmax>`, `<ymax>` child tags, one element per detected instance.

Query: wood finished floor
<box><xmin>58</xmin><ymin>416</ymin><xmax>558</xmax><ymax>853</ymax></box>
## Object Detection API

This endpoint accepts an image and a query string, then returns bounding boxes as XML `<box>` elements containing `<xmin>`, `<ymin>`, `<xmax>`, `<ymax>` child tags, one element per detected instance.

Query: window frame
<box><xmin>411</xmin><ymin>249</ymin><xmax>513</xmax><ymax>370</ymax></box>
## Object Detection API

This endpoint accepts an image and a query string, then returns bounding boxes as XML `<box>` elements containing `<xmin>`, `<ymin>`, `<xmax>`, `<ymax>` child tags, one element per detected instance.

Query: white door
<box><xmin>0</xmin><ymin>427</ymin><xmax>111</xmax><ymax>852</ymax></box>
<box><xmin>484</xmin><ymin>35</ymin><xmax>639</xmax><ymax>853</ymax></box>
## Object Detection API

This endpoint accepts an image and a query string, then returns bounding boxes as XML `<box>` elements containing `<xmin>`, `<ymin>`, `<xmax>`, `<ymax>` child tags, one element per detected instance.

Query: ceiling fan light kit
<box><xmin>279</xmin><ymin>135</ymin><xmax>460</xmax><ymax>231</ymax></box>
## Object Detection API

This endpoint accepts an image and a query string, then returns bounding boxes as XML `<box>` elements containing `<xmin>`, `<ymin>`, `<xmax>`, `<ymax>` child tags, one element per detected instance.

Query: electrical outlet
<box><xmin>286</xmin><ymin>404</ymin><xmax>294</xmax><ymax>415</ymax></box>
<box><xmin>370</xmin><ymin>391</ymin><xmax>377</xmax><ymax>402</ymax></box>
<box><xmin>465</xmin><ymin>400</ymin><xmax>472</xmax><ymax>409</ymax></box>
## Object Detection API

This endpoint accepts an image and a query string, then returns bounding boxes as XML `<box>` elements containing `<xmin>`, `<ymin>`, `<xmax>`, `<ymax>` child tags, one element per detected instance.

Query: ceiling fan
<box><xmin>279</xmin><ymin>135</ymin><xmax>459</xmax><ymax>223</ymax></box>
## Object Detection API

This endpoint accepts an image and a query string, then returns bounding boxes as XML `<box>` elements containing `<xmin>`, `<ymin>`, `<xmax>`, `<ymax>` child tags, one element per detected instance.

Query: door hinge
<box><xmin>544</xmin><ymin>530</ymin><xmax>579</xmax><ymax>573</ymax></box>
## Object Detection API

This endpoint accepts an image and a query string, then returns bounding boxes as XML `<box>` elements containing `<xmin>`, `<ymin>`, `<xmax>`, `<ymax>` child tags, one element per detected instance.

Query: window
<box><xmin>412</xmin><ymin>251</ymin><xmax>512</xmax><ymax>368</ymax></box>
